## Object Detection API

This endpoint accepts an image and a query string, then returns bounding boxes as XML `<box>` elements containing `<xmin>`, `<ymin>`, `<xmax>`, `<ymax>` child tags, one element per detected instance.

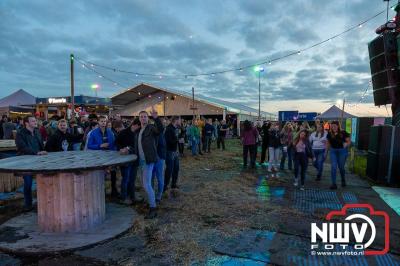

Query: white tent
<box><xmin>317</xmin><ymin>105</ymin><xmax>356</xmax><ymax>120</ymax></box>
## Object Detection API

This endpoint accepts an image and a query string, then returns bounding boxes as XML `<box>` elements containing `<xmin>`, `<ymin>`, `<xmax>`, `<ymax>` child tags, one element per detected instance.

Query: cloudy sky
<box><xmin>0</xmin><ymin>0</ymin><xmax>396</xmax><ymax>116</ymax></box>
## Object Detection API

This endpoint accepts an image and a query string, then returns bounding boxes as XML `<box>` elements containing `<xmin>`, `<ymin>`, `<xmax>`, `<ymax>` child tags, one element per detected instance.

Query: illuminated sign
<box><xmin>48</xmin><ymin>98</ymin><xmax>67</xmax><ymax>104</ymax></box>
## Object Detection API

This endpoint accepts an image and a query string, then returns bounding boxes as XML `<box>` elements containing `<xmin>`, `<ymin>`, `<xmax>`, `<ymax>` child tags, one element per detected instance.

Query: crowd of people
<box><xmin>1</xmin><ymin>111</ymin><xmax>350</xmax><ymax>218</ymax></box>
<box><xmin>240</xmin><ymin>119</ymin><xmax>351</xmax><ymax>191</ymax></box>
<box><xmin>3</xmin><ymin>112</ymin><xmax>235</xmax><ymax>219</ymax></box>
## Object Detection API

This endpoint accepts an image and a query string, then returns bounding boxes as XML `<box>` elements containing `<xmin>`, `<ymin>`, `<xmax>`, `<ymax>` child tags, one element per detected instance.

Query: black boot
<box><xmin>330</xmin><ymin>184</ymin><xmax>337</xmax><ymax>190</ymax></box>
<box><xmin>145</xmin><ymin>207</ymin><xmax>157</xmax><ymax>219</ymax></box>
<box><xmin>341</xmin><ymin>179</ymin><xmax>346</xmax><ymax>187</ymax></box>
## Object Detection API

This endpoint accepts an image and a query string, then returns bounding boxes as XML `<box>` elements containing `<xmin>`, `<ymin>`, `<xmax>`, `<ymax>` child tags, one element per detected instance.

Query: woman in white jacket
<box><xmin>309</xmin><ymin>124</ymin><xmax>328</xmax><ymax>181</ymax></box>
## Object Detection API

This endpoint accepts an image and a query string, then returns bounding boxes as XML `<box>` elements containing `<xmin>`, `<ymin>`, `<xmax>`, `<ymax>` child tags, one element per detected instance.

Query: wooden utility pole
<box><xmin>70</xmin><ymin>54</ymin><xmax>75</xmax><ymax>118</ymax></box>
<box><xmin>340</xmin><ymin>98</ymin><xmax>345</xmax><ymax>125</ymax></box>
<box><xmin>190</xmin><ymin>87</ymin><xmax>197</xmax><ymax>119</ymax></box>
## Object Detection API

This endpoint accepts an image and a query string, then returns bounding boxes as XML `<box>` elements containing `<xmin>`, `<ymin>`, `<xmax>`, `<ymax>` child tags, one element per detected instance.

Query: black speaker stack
<box><xmin>368</xmin><ymin>32</ymin><xmax>400</xmax><ymax>106</ymax></box>
<box><xmin>366</xmin><ymin>125</ymin><xmax>400</xmax><ymax>184</ymax></box>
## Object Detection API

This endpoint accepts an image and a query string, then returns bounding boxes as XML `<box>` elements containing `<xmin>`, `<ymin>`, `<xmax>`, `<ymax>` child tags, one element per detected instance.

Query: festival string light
<box><xmin>346</xmin><ymin>80</ymin><xmax>372</xmax><ymax>108</ymax></box>
<box><xmin>75</xmin><ymin>3</ymin><xmax>394</xmax><ymax>79</ymax></box>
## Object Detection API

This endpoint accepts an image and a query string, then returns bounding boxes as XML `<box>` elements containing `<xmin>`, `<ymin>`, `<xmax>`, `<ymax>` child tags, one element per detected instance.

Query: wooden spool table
<box><xmin>0</xmin><ymin>139</ymin><xmax>23</xmax><ymax>193</ymax></box>
<box><xmin>0</xmin><ymin>150</ymin><xmax>136</xmax><ymax>233</ymax></box>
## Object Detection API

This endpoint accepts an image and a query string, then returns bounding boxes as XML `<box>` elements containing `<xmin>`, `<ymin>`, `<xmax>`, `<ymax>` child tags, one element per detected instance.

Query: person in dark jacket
<box><xmin>0</xmin><ymin>115</ymin><xmax>7</xmax><ymax>139</ymax></box>
<box><xmin>164</xmin><ymin>116</ymin><xmax>181</xmax><ymax>192</ymax></box>
<box><xmin>2</xmin><ymin>117</ymin><xmax>16</xmax><ymax>139</ymax></box>
<box><xmin>68</xmin><ymin>119</ymin><xmax>84</xmax><ymax>150</ymax></box>
<box><xmin>151</xmin><ymin>119</ymin><xmax>166</xmax><ymax>204</ymax></box>
<box><xmin>117</xmin><ymin>118</ymin><xmax>141</xmax><ymax>205</ymax></box>
<box><xmin>15</xmin><ymin>115</ymin><xmax>47</xmax><ymax>210</ymax></box>
<box><xmin>138</xmin><ymin>109</ymin><xmax>163</xmax><ymax>219</ymax></box>
<box><xmin>45</xmin><ymin>119</ymin><xmax>81</xmax><ymax>152</ymax></box>
<box><xmin>260</xmin><ymin>121</ymin><xmax>271</xmax><ymax>165</ymax></box>
<box><xmin>203</xmin><ymin>119</ymin><xmax>214</xmax><ymax>153</ymax></box>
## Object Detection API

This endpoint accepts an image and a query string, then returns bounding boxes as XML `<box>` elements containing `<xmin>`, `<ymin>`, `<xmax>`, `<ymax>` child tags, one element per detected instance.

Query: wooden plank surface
<box><xmin>0</xmin><ymin>150</ymin><xmax>136</xmax><ymax>174</ymax></box>
<box><xmin>0</xmin><ymin>173</ymin><xmax>24</xmax><ymax>192</ymax></box>
<box><xmin>0</xmin><ymin>140</ymin><xmax>16</xmax><ymax>152</ymax></box>
<box><xmin>37</xmin><ymin>170</ymin><xmax>106</xmax><ymax>233</ymax></box>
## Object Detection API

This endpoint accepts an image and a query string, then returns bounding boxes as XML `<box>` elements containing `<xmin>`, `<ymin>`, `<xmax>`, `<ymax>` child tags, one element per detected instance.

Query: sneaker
<box><xmin>293</xmin><ymin>179</ymin><xmax>299</xmax><ymax>187</ymax></box>
<box><xmin>330</xmin><ymin>184</ymin><xmax>338</xmax><ymax>190</ymax></box>
<box><xmin>267</xmin><ymin>169</ymin><xmax>273</xmax><ymax>173</ymax></box>
<box><xmin>300</xmin><ymin>185</ymin><xmax>305</xmax><ymax>191</ymax></box>
<box><xmin>144</xmin><ymin>208</ymin><xmax>157</xmax><ymax>219</ymax></box>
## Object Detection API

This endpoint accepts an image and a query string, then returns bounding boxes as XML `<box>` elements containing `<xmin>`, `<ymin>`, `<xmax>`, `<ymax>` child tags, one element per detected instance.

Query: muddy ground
<box><xmin>0</xmin><ymin>139</ymin><xmax>399</xmax><ymax>265</ymax></box>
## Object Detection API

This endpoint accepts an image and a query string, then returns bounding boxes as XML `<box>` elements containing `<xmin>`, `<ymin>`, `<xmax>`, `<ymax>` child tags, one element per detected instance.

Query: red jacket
<box><xmin>241</xmin><ymin>127</ymin><xmax>258</xmax><ymax>145</ymax></box>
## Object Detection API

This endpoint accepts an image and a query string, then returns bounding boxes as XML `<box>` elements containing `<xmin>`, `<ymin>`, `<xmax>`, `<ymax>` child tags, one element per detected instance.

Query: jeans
<box><xmin>330</xmin><ymin>148</ymin><xmax>347</xmax><ymax>185</ymax></box>
<box><xmin>203</xmin><ymin>136</ymin><xmax>212</xmax><ymax>152</ymax></box>
<box><xmin>280</xmin><ymin>145</ymin><xmax>293</xmax><ymax>170</ymax></box>
<box><xmin>268</xmin><ymin>147</ymin><xmax>281</xmax><ymax>171</ymax></box>
<box><xmin>294</xmin><ymin>152</ymin><xmax>308</xmax><ymax>185</ymax></box>
<box><xmin>312</xmin><ymin>149</ymin><xmax>326</xmax><ymax>178</ymax></box>
<box><xmin>23</xmin><ymin>175</ymin><xmax>33</xmax><ymax>207</ymax></box>
<box><xmin>120</xmin><ymin>164</ymin><xmax>138</xmax><ymax>200</ymax></box>
<box><xmin>243</xmin><ymin>144</ymin><xmax>256</xmax><ymax>168</ymax></box>
<box><xmin>164</xmin><ymin>151</ymin><xmax>180</xmax><ymax>191</ymax></box>
<box><xmin>217</xmin><ymin>136</ymin><xmax>225</xmax><ymax>150</ymax></box>
<box><xmin>72</xmin><ymin>143</ymin><xmax>82</xmax><ymax>151</ymax></box>
<box><xmin>141</xmin><ymin>161</ymin><xmax>156</xmax><ymax>208</ymax></box>
<box><xmin>151</xmin><ymin>159</ymin><xmax>165</xmax><ymax>202</ymax></box>
<box><xmin>191</xmin><ymin>137</ymin><xmax>198</xmax><ymax>155</ymax></box>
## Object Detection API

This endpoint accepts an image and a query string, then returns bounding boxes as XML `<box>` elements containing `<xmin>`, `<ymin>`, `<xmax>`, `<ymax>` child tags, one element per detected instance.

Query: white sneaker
<box><xmin>294</xmin><ymin>179</ymin><xmax>298</xmax><ymax>187</ymax></box>
<box><xmin>300</xmin><ymin>185</ymin><xmax>305</xmax><ymax>191</ymax></box>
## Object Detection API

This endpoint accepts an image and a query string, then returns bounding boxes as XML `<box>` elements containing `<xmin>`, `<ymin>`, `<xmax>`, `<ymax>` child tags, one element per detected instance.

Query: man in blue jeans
<box><xmin>15</xmin><ymin>115</ymin><xmax>47</xmax><ymax>211</ymax></box>
<box><xmin>116</xmin><ymin>118</ymin><xmax>141</xmax><ymax>205</ymax></box>
<box><xmin>138</xmin><ymin>109</ymin><xmax>163</xmax><ymax>219</ymax></box>
<box><xmin>164</xmin><ymin>116</ymin><xmax>181</xmax><ymax>192</ymax></box>
<box><xmin>87</xmin><ymin>115</ymin><xmax>118</xmax><ymax>196</ymax></box>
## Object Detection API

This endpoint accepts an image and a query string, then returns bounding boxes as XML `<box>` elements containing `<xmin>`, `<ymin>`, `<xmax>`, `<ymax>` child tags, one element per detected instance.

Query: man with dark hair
<box><xmin>203</xmin><ymin>118</ymin><xmax>214</xmax><ymax>153</ymax></box>
<box><xmin>45</xmin><ymin>119</ymin><xmax>81</xmax><ymax>152</ymax></box>
<box><xmin>137</xmin><ymin>109</ymin><xmax>163</xmax><ymax>219</ymax></box>
<box><xmin>2</xmin><ymin>117</ymin><xmax>16</xmax><ymax>139</ymax></box>
<box><xmin>164</xmin><ymin>116</ymin><xmax>181</xmax><ymax>192</ymax></box>
<box><xmin>15</xmin><ymin>115</ymin><xmax>47</xmax><ymax>210</ymax></box>
<box><xmin>117</xmin><ymin>118</ymin><xmax>141</xmax><ymax>205</ymax></box>
<box><xmin>87</xmin><ymin>115</ymin><xmax>118</xmax><ymax>196</ymax></box>
<box><xmin>217</xmin><ymin>120</ymin><xmax>228</xmax><ymax>150</ymax></box>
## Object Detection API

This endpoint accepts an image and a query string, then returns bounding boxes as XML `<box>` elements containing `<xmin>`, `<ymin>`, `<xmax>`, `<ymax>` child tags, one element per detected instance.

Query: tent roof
<box><xmin>0</xmin><ymin>89</ymin><xmax>36</xmax><ymax>107</ymax></box>
<box><xmin>317</xmin><ymin>105</ymin><xmax>356</xmax><ymax>119</ymax></box>
<box><xmin>111</xmin><ymin>83</ymin><xmax>275</xmax><ymax>118</ymax></box>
